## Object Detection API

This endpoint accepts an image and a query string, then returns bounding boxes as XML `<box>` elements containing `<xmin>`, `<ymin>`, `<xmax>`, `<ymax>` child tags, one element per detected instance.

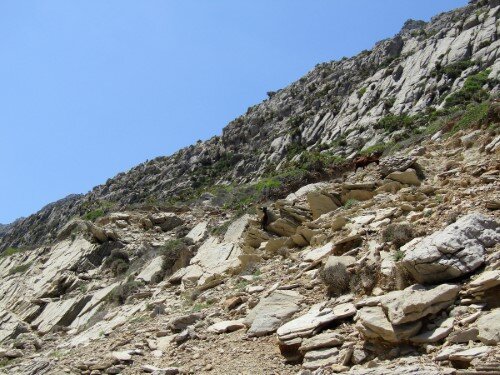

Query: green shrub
<box><xmin>287</xmin><ymin>115</ymin><xmax>304</xmax><ymax>128</ymax></box>
<box><xmin>9</xmin><ymin>262</ymin><xmax>33</xmax><ymax>275</ymax></box>
<box><xmin>441</xmin><ymin>60</ymin><xmax>475</xmax><ymax>80</ymax></box>
<box><xmin>445</xmin><ymin>70</ymin><xmax>492</xmax><ymax>107</ymax></box>
<box><xmin>103</xmin><ymin>249</ymin><xmax>130</xmax><ymax>276</ymax></box>
<box><xmin>81</xmin><ymin>200</ymin><xmax>115</xmax><ymax>221</ymax></box>
<box><xmin>360</xmin><ymin>142</ymin><xmax>394</xmax><ymax>156</ymax></box>
<box><xmin>1</xmin><ymin>247</ymin><xmax>24</xmax><ymax>258</ymax></box>
<box><xmin>357</xmin><ymin>87</ymin><xmax>367</xmax><ymax>98</ymax></box>
<box><xmin>83</xmin><ymin>209</ymin><xmax>105</xmax><ymax>221</ymax></box>
<box><xmin>376</xmin><ymin>114</ymin><xmax>413</xmax><ymax>133</ymax></box>
<box><xmin>431</xmin><ymin>60</ymin><xmax>474</xmax><ymax>81</ymax></box>
<box><xmin>393</xmin><ymin>250</ymin><xmax>406</xmax><ymax>261</ymax></box>
<box><xmin>450</xmin><ymin>102</ymin><xmax>490</xmax><ymax>134</ymax></box>
<box><xmin>344</xmin><ymin>199</ymin><xmax>359</xmax><ymax>209</ymax></box>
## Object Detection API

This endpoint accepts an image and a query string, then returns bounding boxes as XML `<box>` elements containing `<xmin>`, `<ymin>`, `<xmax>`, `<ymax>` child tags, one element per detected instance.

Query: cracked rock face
<box><xmin>400</xmin><ymin>214</ymin><xmax>500</xmax><ymax>283</ymax></box>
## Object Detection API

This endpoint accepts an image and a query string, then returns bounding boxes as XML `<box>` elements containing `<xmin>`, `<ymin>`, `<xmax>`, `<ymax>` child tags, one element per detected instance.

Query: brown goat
<box><xmin>354</xmin><ymin>152</ymin><xmax>382</xmax><ymax>170</ymax></box>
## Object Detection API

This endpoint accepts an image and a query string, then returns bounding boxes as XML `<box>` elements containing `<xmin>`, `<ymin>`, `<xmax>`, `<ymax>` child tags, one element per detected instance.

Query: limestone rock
<box><xmin>148</xmin><ymin>213</ymin><xmax>183</xmax><ymax>232</ymax></box>
<box><xmin>277</xmin><ymin>302</ymin><xmax>356</xmax><ymax>342</ymax></box>
<box><xmin>245</xmin><ymin>290</ymin><xmax>303</xmax><ymax>337</ymax></box>
<box><xmin>302</xmin><ymin>347</ymin><xmax>340</xmax><ymax>370</ymax></box>
<box><xmin>307</xmin><ymin>192</ymin><xmax>338</xmax><ymax>220</ymax></box>
<box><xmin>380</xmin><ymin>155</ymin><xmax>418</xmax><ymax>177</ymax></box>
<box><xmin>410</xmin><ymin>317</ymin><xmax>454</xmax><ymax>343</ymax></box>
<box><xmin>299</xmin><ymin>331</ymin><xmax>344</xmax><ymax>354</ymax></box>
<box><xmin>380</xmin><ymin>284</ymin><xmax>460</xmax><ymax>325</ymax></box>
<box><xmin>476</xmin><ymin>309</ymin><xmax>500</xmax><ymax>345</ymax></box>
<box><xmin>387</xmin><ymin>169</ymin><xmax>421</xmax><ymax>186</ymax></box>
<box><xmin>186</xmin><ymin>221</ymin><xmax>208</xmax><ymax>243</ymax></box>
<box><xmin>401</xmin><ymin>214</ymin><xmax>500</xmax><ymax>283</ymax></box>
<box><xmin>303</xmin><ymin>243</ymin><xmax>333</xmax><ymax>262</ymax></box>
<box><xmin>356</xmin><ymin>306</ymin><xmax>421</xmax><ymax>343</ymax></box>
<box><xmin>32</xmin><ymin>296</ymin><xmax>91</xmax><ymax>334</ymax></box>
<box><xmin>207</xmin><ymin>319</ymin><xmax>245</xmax><ymax>334</ymax></box>
<box><xmin>137</xmin><ymin>256</ymin><xmax>164</xmax><ymax>284</ymax></box>
<box><xmin>169</xmin><ymin>313</ymin><xmax>203</xmax><ymax>333</ymax></box>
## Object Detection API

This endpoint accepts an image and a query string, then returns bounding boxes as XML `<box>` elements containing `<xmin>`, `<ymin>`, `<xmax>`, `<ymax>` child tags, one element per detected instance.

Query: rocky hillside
<box><xmin>0</xmin><ymin>1</ymin><xmax>499</xmax><ymax>375</ymax></box>
<box><xmin>1</xmin><ymin>0</ymin><xmax>499</xmax><ymax>252</ymax></box>
<box><xmin>0</xmin><ymin>107</ymin><xmax>498</xmax><ymax>375</ymax></box>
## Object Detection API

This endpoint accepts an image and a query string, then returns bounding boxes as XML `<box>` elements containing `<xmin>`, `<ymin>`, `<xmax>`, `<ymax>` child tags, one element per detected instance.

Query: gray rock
<box><xmin>380</xmin><ymin>284</ymin><xmax>460</xmax><ymax>325</ymax></box>
<box><xmin>401</xmin><ymin>214</ymin><xmax>500</xmax><ymax>283</ymax></box>
<box><xmin>168</xmin><ymin>313</ymin><xmax>203</xmax><ymax>333</ymax></box>
<box><xmin>245</xmin><ymin>290</ymin><xmax>303</xmax><ymax>337</ymax></box>
<box><xmin>476</xmin><ymin>309</ymin><xmax>500</xmax><ymax>345</ymax></box>
<box><xmin>307</xmin><ymin>192</ymin><xmax>339</xmax><ymax>220</ymax></box>
<box><xmin>277</xmin><ymin>302</ymin><xmax>356</xmax><ymax>342</ymax></box>
<box><xmin>356</xmin><ymin>306</ymin><xmax>421</xmax><ymax>343</ymax></box>
<box><xmin>380</xmin><ymin>155</ymin><xmax>417</xmax><ymax>177</ymax></box>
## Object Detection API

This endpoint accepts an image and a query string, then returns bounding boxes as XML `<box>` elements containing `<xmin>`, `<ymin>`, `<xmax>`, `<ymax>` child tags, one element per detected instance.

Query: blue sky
<box><xmin>0</xmin><ymin>0</ymin><xmax>468</xmax><ymax>223</ymax></box>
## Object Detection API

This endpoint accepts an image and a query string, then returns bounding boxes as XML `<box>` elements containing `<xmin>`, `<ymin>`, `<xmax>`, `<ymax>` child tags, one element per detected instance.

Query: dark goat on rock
<box><xmin>354</xmin><ymin>151</ymin><xmax>382</xmax><ymax>171</ymax></box>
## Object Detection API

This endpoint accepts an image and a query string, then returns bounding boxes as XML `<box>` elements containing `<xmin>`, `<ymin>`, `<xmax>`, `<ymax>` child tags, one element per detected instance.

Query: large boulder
<box><xmin>476</xmin><ymin>309</ymin><xmax>500</xmax><ymax>345</ymax></box>
<box><xmin>400</xmin><ymin>214</ymin><xmax>500</xmax><ymax>283</ymax></box>
<box><xmin>244</xmin><ymin>290</ymin><xmax>303</xmax><ymax>337</ymax></box>
<box><xmin>148</xmin><ymin>213</ymin><xmax>183</xmax><ymax>232</ymax></box>
<box><xmin>307</xmin><ymin>192</ymin><xmax>338</xmax><ymax>220</ymax></box>
<box><xmin>379</xmin><ymin>155</ymin><xmax>418</xmax><ymax>177</ymax></box>
<box><xmin>380</xmin><ymin>284</ymin><xmax>460</xmax><ymax>325</ymax></box>
<box><xmin>356</xmin><ymin>306</ymin><xmax>421</xmax><ymax>343</ymax></box>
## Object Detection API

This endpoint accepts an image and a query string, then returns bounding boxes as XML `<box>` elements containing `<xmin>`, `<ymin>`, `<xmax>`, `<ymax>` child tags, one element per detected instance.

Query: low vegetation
<box><xmin>108</xmin><ymin>280</ymin><xmax>143</xmax><ymax>305</ymax></box>
<box><xmin>8</xmin><ymin>262</ymin><xmax>33</xmax><ymax>275</ymax></box>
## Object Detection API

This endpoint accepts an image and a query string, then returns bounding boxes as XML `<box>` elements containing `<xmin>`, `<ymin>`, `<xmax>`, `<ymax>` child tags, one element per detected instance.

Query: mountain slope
<box><xmin>1</xmin><ymin>0</ymin><xmax>499</xmax><ymax>252</ymax></box>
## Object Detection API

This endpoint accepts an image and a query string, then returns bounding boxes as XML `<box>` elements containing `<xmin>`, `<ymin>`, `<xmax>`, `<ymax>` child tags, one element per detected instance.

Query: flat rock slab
<box><xmin>380</xmin><ymin>284</ymin><xmax>460</xmax><ymax>325</ymax></box>
<box><xmin>401</xmin><ymin>214</ymin><xmax>500</xmax><ymax>283</ymax></box>
<box><xmin>356</xmin><ymin>305</ymin><xmax>421</xmax><ymax>343</ymax></box>
<box><xmin>299</xmin><ymin>331</ymin><xmax>344</xmax><ymax>353</ymax></box>
<box><xmin>33</xmin><ymin>296</ymin><xmax>91</xmax><ymax>334</ymax></box>
<box><xmin>169</xmin><ymin>313</ymin><xmax>203</xmax><ymax>333</ymax></box>
<box><xmin>387</xmin><ymin>168</ymin><xmax>421</xmax><ymax>186</ymax></box>
<box><xmin>137</xmin><ymin>256</ymin><xmax>163</xmax><ymax>283</ymax></box>
<box><xmin>277</xmin><ymin>302</ymin><xmax>356</xmax><ymax>342</ymax></box>
<box><xmin>245</xmin><ymin>290</ymin><xmax>303</xmax><ymax>337</ymax></box>
<box><xmin>207</xmin><ymin>320</ymin><xmax>245</xmax><ymax>334</ymax></box>
<box><xmin>476</xmin><ymin>308</ymin><xmax>500</xmax><ymax>345</ymax></box>
<box><xmin>410</xmin><ymin>317</ymin><xmax>454</xmax><ymax>344</ymax></box>
<box><xmin>303</xmin><ymin>347</ymin><xmax>340</xmax><ymax>370</ymax></box>
<box><xmin>302</xmin><ymin>243</ymin><xmax>333</xmax><ymax>262</ymax></box>
<box><xmin>448</xmin><ymin>346</ymin><xmax>492</xmax><ymax>363</ymax></box>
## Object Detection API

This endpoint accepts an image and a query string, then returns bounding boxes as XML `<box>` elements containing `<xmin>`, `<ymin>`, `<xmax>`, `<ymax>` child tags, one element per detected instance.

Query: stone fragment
<box><xmin>303</xmin><ymin>243</ymin><xmax>333</xmax><ymax>262</ymax></box>
<box><xmin>245</xmin><ymin>290</ymin><xmax>303</xmax><ymax>337</ymax></box>
<box><xmin>303</xmin><ymin>347</ymin><xmax>340</xmax><ymax>370</ymax></box>
<box><xmin>277</xmin><ymin>302</ymin><xmax>356</xmax><ymax>342</ymax></box>
<box><xmin>148</xmin><ymin>213</ymin><xmax>183</xmax><ymax>231</ymax></box>
<box><xmin>401</xmin><ymin>214</ymin><xmax>500</xmax><ymax>283</ymax></box>
<box><xmin>307</xmin><ymin>192</ymin><xmax>339</xmax><ymax>220</ymax></box>
<box><xmin>380</xmin><ymin>155</ymin><xmax>417</xmax><ymax>177</ymax></box>
<box><xmin>137</xmin><ymin>256</ymin><xmax>164</xmax><ymax>283</ymax></box>
<box><xmin>410</xmin><ymin>317</ymin><xmax>454</xmax><ymax>344</ymax></box>
<box><xmin>380</xmin><ymin>284</ymin><xmax>460</xmax><ymax>325</ymax></box>
<box><xmin>299</xmin><ymin>331</ymin><xmax>344</xmax><ymax>353</ymax></box>
<box><xmin>169</xmin><ymin>313</ymin><xmax>203</xmax><ymax>333</ymax></box>
<box><xmin>476</xmin><ymin>309</ymin><xmax>500</xmax><ymax>345</ymax></box>
<box><xmin>356</xmin><ymin>306</ymin><xmax>421</xmax><ymax>343</ymax></box>
<box><xmin>387</xmin><ymin>169</ymin><xmax>421</xmax><ymax>186</ymax></box>
<box><xmin>207</xmin><ymin>320</ymin><xmax>245</xmax><ymax>334</ymax></box>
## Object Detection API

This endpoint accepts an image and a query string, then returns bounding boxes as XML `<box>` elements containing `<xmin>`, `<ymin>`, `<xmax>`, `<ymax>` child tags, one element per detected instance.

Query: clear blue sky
<box><xmin>0</xmin><ymin>0</ymin><xmax>467</xmax><ymax>223</ymax></box>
